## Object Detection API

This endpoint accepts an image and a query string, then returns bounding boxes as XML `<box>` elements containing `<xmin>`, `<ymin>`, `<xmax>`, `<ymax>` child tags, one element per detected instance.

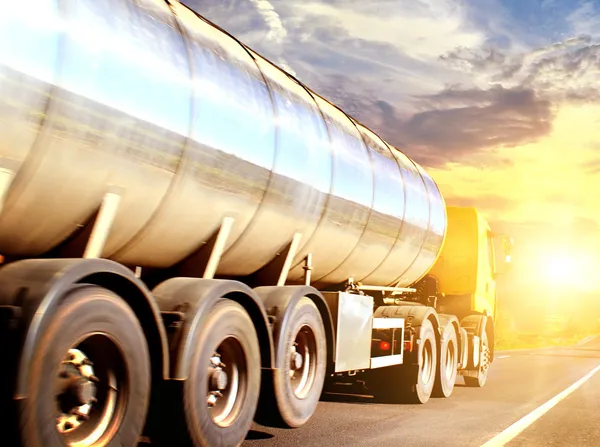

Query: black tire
<box><xmin>464</xmin><ymin>330</ymin><xmax>490</xmax><ymax>388</ymax></box>
<box><xmin>432</xmin><ymin>323</ymin><xmax>458</xmax><ymax>398</ymax></box>
<box><xmin>184</xmin><ymin>299</ymin><xmax>260</xmax><ymax>447</ymax></box>
<box><xmin>369</xmin><ymin>318</ymin><xmax>437</xmax><ymax>404</ymax></box>
<box><xmin>20</xmin><ymin>285</ymin><xmax>150</xmax><ymax>447</ymax></box>
<box><xmin>256</xmin><ymin>297</ymin><xmax>326</xmax><ymax>428</ymax></box>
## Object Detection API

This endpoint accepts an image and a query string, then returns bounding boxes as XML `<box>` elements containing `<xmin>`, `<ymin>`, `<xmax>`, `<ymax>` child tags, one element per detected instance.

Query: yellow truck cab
<box><xmin>418</xmin><ymin>206</ymin><xmax>512</xmax><ymax>379</ymax></box>
<box><xmin>429</xmin><ymin>206</ymin><xmax>499</xmax><ymax>319</ymax></box>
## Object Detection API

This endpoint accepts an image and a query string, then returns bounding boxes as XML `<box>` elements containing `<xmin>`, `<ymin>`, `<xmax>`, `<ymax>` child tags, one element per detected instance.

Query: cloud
<box><xmin>246</xmin><ymin>0</ymin><xmax>298</xmax><ymax>74</ymax></box>
<box><xmin>445</xmin><ymin>193</ymin><xmax>516</xmax><ymax>213</ymax></box>
<box><xmin>182</xmin><ymin>0</ymin><xmax>297</xmax><ymax>75</ymax></box>
<box><xmin>440</xmin><ymin>46</ymin><xmax>510</xmax><ymax>74</ymax></box>
<box><xmin>492</xmin><ymin>216</ymin><xmax>600</xmax><ymax>246</ymax></box>
<box><xmin>568</xmin><ymin>1</ymin><xmax>600</xmax><ymax>37</ymax></box>
<box><xmin>179</xmin><ymin>0</ymin><xmax>593</xmax><ymax>171</ymax></box>
<box><xmin>248</xmin><ymin>0</ymin><xmax>287</xmax><ymax>44</ymax></box>
<box><xmin>290</xmin><ymin>0</ymin><xmax>485</xmax><ymax>61</ymax></box>
<box><xmin>583</xmin><ymin>158</ymin><xmax>600</xmax><ymax>174</ymax></box>
<box><xmin>295</xmin><ymin>75</ymin><xmax>553</xmax><ymax>168</ymax></box>
<box><xmin>398</xmin><ymin>85</ymin><xmax>553</xmax><ymax>166</ymax></box>
<box><xmin>440</xmin><ymin>32</ymin><xmax>600</xmax><ymax>103</ymax></box>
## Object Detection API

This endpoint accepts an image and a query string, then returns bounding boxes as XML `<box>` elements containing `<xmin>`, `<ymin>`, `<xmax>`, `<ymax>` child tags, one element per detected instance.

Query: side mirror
<box><xmin>493</xmin><ymin>234</ymin><xmax>514</xmax><ymax>275</ymax></box>
<box><xmin>501</xmin><ymin>235</ymin><xmax>514</xmax><ymax>264</ymax></box>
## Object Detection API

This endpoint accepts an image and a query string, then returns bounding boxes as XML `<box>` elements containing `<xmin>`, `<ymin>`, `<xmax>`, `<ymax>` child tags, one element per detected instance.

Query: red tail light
<box><xmin>379</xmin><ymin>341</ymin><xmax>391</xmax><ymax>351</ymax></box>
<box><xmin>404</xmin><ymin>340</ymin><xmax>413</xmax><ymax>352</ymax></box>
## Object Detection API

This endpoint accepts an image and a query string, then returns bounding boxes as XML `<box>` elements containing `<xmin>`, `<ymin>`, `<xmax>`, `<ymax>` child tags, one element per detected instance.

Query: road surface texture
<box><xmin>242</xmin><ymin>336</ymin><xmax>600</xmax><ymax>447</ymax></box>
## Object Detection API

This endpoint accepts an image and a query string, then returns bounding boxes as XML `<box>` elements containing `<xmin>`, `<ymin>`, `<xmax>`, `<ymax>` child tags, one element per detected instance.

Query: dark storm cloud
<box><xmin>298</xmin><ymin>76</ymin><xmax>554</xmax><ymax>168</ymax></box>
<box><xmin>396</xmin><ymin>86</ymin><xmax>553</xmax><ymax>165</ymax></box>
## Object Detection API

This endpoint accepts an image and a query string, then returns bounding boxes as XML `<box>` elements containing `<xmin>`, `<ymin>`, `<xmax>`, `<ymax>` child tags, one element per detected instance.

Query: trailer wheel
<box><xmin>464</xmin><ymin>330</ymin><xmax>490</xmax><ymax>388</ymax></box>
<box><xmin>20</xmin><ymin>285</ymin><xmax>150</xmax><ymax>447</ymax></box>
<box><xmin>257</xmin><ymin>297</ymin><xmax>326</xmax><ymax>428</ymax></box>
<box><xmin>369</xmin><ymin>318</ymin><xmax>437</xmax><ymax>404</ymax></box>
<box><xmin>432</xmin><ymin>322</ymin><xmax>458</xmax><ymax>398</ymax></box>
<box><xmin>184</xmin><ymin>299</ymin><xmax>260</xmax><ymax>447</ymax></box>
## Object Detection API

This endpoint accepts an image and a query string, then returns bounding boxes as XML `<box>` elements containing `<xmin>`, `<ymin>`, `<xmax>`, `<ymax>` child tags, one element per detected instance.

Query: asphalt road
<box><xmin>242</xmin><ymin>336</ymin><xmax>600</xmax><ymax>447</ymax></box>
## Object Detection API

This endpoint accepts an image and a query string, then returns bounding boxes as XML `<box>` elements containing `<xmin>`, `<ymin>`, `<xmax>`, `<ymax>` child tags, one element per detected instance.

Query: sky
<box><xmin>182</xmin><ymin>0</ymin><xmax>600</xmax><ymax>304</ymax></box>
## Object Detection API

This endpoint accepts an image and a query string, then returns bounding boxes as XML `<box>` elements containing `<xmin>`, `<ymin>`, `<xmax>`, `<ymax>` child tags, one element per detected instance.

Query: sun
<box><xmin>545</xmin><ymin>256</ymin><xmax>578</xmax><ymax>282</ymax></box>
<box><xmin>540</xmin><ymin>251</ymin><xmax>594</xmax><ymax>287</ymax></box>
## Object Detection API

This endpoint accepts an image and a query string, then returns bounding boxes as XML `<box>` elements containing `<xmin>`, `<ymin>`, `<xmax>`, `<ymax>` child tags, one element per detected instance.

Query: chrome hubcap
<box><xmin>421</xmin><ymin>339</ymin><xmax>434</xmax><ymax>385</ymax></box>
<box><xmin>56</xmin><ymin>349</ymin><xmax>98</xmax><ymax>434</ymax></box>
<box><xmin>55</xmin><ymin>335</ymin><xmax>125</xmax><ymax>446</ymax></box>
<box><xmin>480</xmin><ymin>340</ymin><xmax>491</xmax><ymax>373</ymax></box>
<box><xmin>289</xmin><ymin>325</ymin><xmax>317</xmax><ymax>398</ymax></box>
<box><xmin>207</xmin><ymin>337</ymin><xmax>246</xmax><ymax>427</ymax></box>
<box><xmin>445</xmin><ymin>340</ymin><xmax>456</xmax><ymax>378</ymax></box>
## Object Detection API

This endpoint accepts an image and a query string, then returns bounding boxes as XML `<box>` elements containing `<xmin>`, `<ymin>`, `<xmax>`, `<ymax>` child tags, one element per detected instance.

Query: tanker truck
<box><xmin>0</xmin><ymin>1</ymin><xmax>513</xmax><ymax>446</ymax></box>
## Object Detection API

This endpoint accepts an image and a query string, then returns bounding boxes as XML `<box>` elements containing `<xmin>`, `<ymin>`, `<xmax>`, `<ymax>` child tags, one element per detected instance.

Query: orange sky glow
<box><xmin>431</xmin><ymin>104</ymin><xmax>600</xmax><ymax>293</ymax></box>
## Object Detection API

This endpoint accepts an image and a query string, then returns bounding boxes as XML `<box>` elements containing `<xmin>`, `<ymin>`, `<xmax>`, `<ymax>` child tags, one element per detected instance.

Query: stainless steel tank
<box><xmin>0</xmin><ymin>0</ymin><xmax>446</xmax><ymax>287</ymax></box>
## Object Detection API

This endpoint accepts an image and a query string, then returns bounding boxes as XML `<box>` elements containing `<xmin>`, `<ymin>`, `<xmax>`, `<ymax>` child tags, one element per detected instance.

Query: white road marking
<box><xmin>480</xmin><ymin>364</ymin><xmax>600</xmax><ymax>447</ymax></box>
<box><xmin>497</xmin><ymin>355</ymin><xmax>510</xmax><ymax>359</ymax></box>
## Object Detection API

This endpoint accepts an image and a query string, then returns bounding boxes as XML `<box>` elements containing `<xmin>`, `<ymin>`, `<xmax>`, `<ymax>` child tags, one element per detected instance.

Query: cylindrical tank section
<box><xmin>0</xmin><ymin>0</ymin><xmax>446</xmax><ymax>287</ymax></box>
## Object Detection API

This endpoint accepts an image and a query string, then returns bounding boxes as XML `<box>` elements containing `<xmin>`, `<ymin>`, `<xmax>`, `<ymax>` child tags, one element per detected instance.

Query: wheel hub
<box><xmin>290</xmin><ymin>351</ymin><xmax>303</xmax><ymax>371</ymax></box>
<box><xmin>289</xmin><ymin>326</ymin><xmax>318</xmax><ymax>399</ymax></box>
<box><xmin>68</xmin><ymin>377</ymin><xmax>96</xmax><ymax>407</ymax></box>
<box><xmin>481</xmin><ymin>344</ymin><xmax>491</xmax><ymax>372</ymax></box>
<box><xmin>211</xmin><ymin>369</ymin><xmax>228</xmax><ymax>391</ymax></box>
<box><xmin>56</xmin><ymin>349</ymin><xmax>98</xmax><ymax>434</ymax></box>
<box><xmin>205</xmin><ymin>339</ymin><xmax>246</xmax><ymax>427</ymax></box>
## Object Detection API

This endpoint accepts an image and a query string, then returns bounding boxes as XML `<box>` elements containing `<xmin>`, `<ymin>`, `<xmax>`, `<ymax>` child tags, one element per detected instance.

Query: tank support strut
<box><xmin>0</xmin><ymin>167</ymin><xmax>14</xmax><ymax>215</ymax></box>
<box><xmin>203</xmin><ymin>217</ymin><xmax>235</xmax><ymax>279</ymax></box>
<box><xmin>277</xmin><ymin>233</ymin><xmax>302</xmax><ymax>286</ymax></box>
<box><xmin>246</xmin><ymin>233</ymin><xmax>303</xmax><ymax>286</ymax></box>
<box><xmin>303</xmin><ymin>253</ymin><xmax>313</xmax><ymax>286</ymax></box>
<box><xmin>83</xmin><ymin>191</ymin><xmax>121</xmax><ymax>259</ymax></box>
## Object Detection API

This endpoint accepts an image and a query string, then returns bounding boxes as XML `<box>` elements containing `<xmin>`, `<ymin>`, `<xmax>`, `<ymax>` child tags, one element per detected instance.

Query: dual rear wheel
<box><xmin>20</xmin><ymin>285</ymin><xmax>150</xmax><ymax>447</ymax></box>
<box><xmin>464</xmin><ymin>330</ymin><xmax>490</xmax><ymax>388</ymax></box>
<box><xmin>433</xmin><ymin>322</ymin><xmax>458</xmax><ymax>398</ymax></box>
<box><xmin>182</xmin><ymin>298</ymin><xmax>260</xmax><ymax>447</ymax></box>
<box><xmin>157</xmin><ymin>291</ymin><xmax>327</xmax><ymax>447</ymax></box>
<box><xmin>368</xmin><ymin>319</ymin><xmax>438</xmax><ymax>404</ymax></box>
<box><xmin>370</xmin><ymin>317</ymin><xmax>489</xmax><ymax>403</ymax></box>
<box><xmin>178</xmin><ymin>296</ymin><xmax>327</xmax><ymax>446</ymax></box>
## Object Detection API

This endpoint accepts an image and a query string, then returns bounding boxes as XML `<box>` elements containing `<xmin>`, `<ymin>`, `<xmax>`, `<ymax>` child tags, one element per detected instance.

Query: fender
<box><xmin>437</xmin><ymin>314</ymin><xmax>460</xmax><ymax>343</ymax></box>
<box><xmin>374</xmin><ymin>304</ymin><xmax>440</xmax><ymax>366</ymax></box>
<box><xmin>0</xmin><ymin>258</ymin><xmax>169</xmax><ymax>399</ymax></box>
<box><xmin>460</xmin><ymin>314</ymin><xmax>487</xmax><ymax>341</ymax></box>
<box><xmin>253</xmin><ymin>285</ymin><xmax>335</xmax><ymax>368</ymax></box>
<box><xmin>374</xmin><ymin>303</ymin><xmax>440</xmax><ymax>334</ymax></box>
<box><xmin>460</xmin><ymin>314</ymin><xmax>494</xmax><ymax>367</ymax></box>
<box><xmin>153</xmin><ymin>278</ymin><xmax>274</xmax><ymax>379</ymax></box>
<box><xmin>437</xmin><ymin>313</ymin><xmax>461</xmax><ymax>366</ymax></box>
<box><xmin>437</xmin><ymin>314</ymin><xmax>459</xmax><ymax>333</ymax></box>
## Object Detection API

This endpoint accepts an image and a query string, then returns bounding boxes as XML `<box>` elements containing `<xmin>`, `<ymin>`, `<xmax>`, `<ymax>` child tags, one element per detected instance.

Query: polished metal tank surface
<box><xmin>0</xmin><ymin>0</ymin><xmax>446</xmax><ymax>287</ymax></box>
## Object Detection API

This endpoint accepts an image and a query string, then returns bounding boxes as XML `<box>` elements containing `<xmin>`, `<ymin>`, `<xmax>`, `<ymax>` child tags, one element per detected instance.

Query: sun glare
<box><xmin>544</xmin><ymin>255</ymin><xmax>578</xmax><ymax>284</ymax></box>
<box><xmin>540</xmin><ymin>250</ymin><xmax>597</xmax><ymax>288</ymax></box>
